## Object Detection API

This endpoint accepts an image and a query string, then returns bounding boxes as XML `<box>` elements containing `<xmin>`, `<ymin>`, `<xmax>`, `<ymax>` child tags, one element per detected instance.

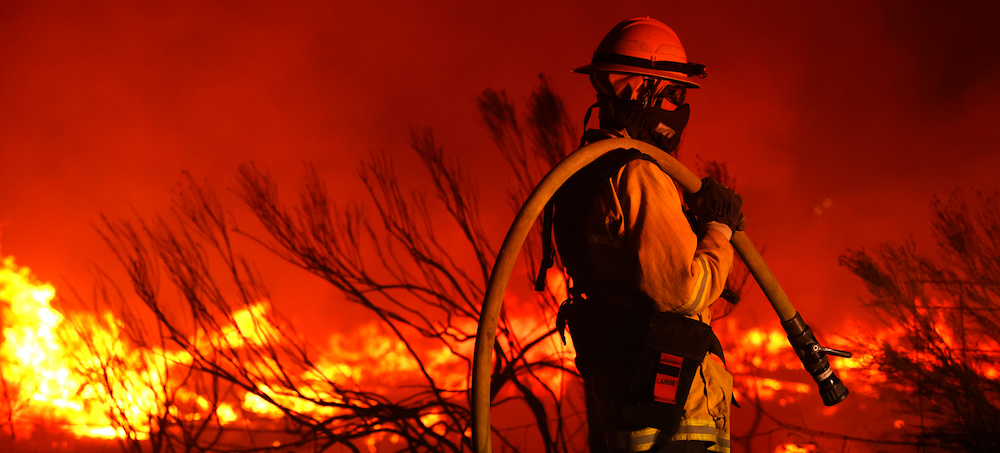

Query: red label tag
<box><xmin>653</xmin><ymin>353</ymin><xmax>684</xmax><ymax>404</ymax></box>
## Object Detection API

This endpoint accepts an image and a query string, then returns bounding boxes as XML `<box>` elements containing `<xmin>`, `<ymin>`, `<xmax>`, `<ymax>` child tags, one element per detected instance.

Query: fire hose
<box><xmin>471</xmin><ymin>138</ymin><xmax>850</xmax><ymax>453</ymax></box>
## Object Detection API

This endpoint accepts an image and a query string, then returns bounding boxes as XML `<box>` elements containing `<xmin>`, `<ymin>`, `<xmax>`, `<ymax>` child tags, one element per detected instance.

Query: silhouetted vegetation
<box><xmin>81</xmin><ymin>76</ymin><xmax>587</xmax><ymax>453</ymax></box>
<box><xmin>840</xmin><ymin>190</ymin><xmax>1000</xmax><ymax>453</ymax></box>
<box><xmin>70</xmin><ymin>73</ymin><xmax>764</xmax><ymax>453</ymax></box>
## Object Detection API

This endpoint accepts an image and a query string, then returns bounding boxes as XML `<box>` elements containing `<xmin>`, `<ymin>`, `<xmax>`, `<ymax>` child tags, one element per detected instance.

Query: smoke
<box><xmin>1</xmin><ymin>0</ymin><xmax>998</xmax><ymax>337</ymax></box>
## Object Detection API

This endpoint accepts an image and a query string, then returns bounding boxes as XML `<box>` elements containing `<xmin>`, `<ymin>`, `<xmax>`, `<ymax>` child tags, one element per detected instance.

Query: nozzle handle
<box><xmin>819</xmin><ymin>346</ymin><xmax>853</xmax><ymax>358</ymax></box>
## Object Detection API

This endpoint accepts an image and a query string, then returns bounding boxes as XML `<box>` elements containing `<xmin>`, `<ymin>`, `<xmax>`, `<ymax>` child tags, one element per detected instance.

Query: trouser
<box><xmin>586</xmin><ymin>374</ymin><xmax>610</xmax><ymax>453</ymax></box>
<box><xmin>566</xmin><ymin>296</ymin><xmax>728</xmax><ymax>453</ymax></box>
<box><xmin>584</xmin><ymin>355</ymin><xmax>728</xmax><ymax>453</ymax></box>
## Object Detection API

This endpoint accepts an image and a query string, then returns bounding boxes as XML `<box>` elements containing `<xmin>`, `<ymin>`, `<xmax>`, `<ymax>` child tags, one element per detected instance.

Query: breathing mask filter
<box><xmin>588</xmin><ymin>74</ymin><xmax>691</xmax><ymax>152</ymax></box>
<box><xmin>597</xmin><ymin>95</ymin><xmax>690</xmax><ymax>152</ymax></box>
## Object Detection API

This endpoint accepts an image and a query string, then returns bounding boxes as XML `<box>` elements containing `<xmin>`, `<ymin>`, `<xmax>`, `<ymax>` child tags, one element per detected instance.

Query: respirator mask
<box><xmin>594</xmin><ymin>76</ymin><xmax>691</xmax><ymax>152</ymax></box>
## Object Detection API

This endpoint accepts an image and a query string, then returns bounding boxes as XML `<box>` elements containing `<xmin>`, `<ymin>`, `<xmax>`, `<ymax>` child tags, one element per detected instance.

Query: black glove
<box><xmin>684</xmin><ymin>177</ymin><xmax>745</xmax><ymax>231</ymax></box>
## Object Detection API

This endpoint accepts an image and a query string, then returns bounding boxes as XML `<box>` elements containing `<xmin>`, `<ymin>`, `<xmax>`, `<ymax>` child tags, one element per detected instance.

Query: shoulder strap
<box><xmin>534</xmin><ymin>201</ymin><xmax>555</xmax><ymax>291</ymax></box>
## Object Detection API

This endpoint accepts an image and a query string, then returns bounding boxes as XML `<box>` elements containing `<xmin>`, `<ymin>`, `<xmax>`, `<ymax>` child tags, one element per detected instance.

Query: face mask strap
<box><xmin>640</xmin><ymin>78</ymin><xmax>658</xmax><ymax>108</ymax></box>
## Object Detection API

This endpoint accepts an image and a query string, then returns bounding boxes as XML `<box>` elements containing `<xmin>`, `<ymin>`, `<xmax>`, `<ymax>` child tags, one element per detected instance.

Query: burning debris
<box><xmin>0</xmin><ymin>250</ymin><xmax>890</xmax><ymax>451</ymax></box>
<box><xmin>0</xmin><ymin>251</ymin><xmax>480</xmax><ymax>450</ymax></box>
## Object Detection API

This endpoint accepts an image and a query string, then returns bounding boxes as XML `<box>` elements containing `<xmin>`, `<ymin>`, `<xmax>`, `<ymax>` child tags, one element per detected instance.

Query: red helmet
<box><xmin>574</xmin><ymin>17</ymin><xmax>706</xmax><ymax>88</ymax></box>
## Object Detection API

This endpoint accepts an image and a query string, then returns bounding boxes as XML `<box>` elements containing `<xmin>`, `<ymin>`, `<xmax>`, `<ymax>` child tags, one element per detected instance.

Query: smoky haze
<box><xmin>1</xmin><ymin>1</ymin><xmax>999</xmax><ymax>338</ymax></box>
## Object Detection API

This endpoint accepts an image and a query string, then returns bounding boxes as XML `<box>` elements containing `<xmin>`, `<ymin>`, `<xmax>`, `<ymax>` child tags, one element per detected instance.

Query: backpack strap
<box><xmin>535</xmin><ymin>147</ymin><xmax>655</xmax><ymax>292</ymax></box>
<box><xmin>534</xmin><ymin>200</ymin><xmax>555</xmax><ymax>291</ymax></box>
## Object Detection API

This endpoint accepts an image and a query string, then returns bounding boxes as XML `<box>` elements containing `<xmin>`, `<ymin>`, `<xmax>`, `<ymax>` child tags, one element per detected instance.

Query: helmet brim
<box><xmin>573</xmin><ymin>63</ymin><xmax>701</xmax><ymax>89</ymax></box>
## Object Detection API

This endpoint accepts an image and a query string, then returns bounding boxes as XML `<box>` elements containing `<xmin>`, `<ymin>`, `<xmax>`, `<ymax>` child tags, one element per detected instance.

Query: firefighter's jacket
<box><xmin>561</xmin><ymin>153</ymin><xmax>735</xmax><ymax>453</ymax></box>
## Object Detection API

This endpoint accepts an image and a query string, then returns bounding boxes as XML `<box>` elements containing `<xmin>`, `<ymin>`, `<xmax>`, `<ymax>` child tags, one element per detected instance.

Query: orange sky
<box><xmin>1</xmin><ymin>1</ymin><xmax>999</xmax><ymax>349</ymax></box>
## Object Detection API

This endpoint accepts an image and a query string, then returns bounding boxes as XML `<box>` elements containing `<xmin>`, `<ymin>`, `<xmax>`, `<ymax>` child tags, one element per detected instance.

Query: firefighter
<box><xmin>549</xmin><ymin>17</ymin><xmax>744</xmax><ymax>453</ymax></box>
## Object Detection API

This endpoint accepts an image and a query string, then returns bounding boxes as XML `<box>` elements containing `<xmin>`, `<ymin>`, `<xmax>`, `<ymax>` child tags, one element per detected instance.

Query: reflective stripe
<box><xmin>670</xmin><ymin>419</ymin><xmax>717</xmax><ymax>442</ymax></box>
<box><xmin>692</xmin><ymin>257</ymin><xmax>711</xmax><ymax>312</ymax></box>
<box><xmin>708</xmin><ymin>431</ymin><xmax>731</xmax><ymax>453</ymax></box>
<box><xmin>677</xmin><ymin>256</ymin><xmax>710</xmax><ymax>314</ymax></box>
<box><xmin>670</xmin><ymin>419</ymin><xmax>730</xmax><ymax>453</ymax></box>
<box><xmin>615</xmin><ymin>427</ymin><xmax>660</xmax><ymax>452</ymax></box>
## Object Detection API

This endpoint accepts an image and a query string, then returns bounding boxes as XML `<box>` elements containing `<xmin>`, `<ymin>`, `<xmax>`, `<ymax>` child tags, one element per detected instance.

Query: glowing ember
<box><xmin>774</xmin><ymin>444</ymin><xmax>817</xmax><ymax>453</ymax></box>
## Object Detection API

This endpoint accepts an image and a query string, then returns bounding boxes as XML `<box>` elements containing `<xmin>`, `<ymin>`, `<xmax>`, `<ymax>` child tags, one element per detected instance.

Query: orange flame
<box><xmin>0</xmin><ymin>251</ymin><xmax>486</xmax><ymax>445</ymax></box>
<box><xmin>774</xmin><ymin>444</ymin><xmax>817</xmax><ymax>453</ymax></box>
<box><xmin>0</xmin><ymin>255</ymin><xmax>245</xmax><ymax>439</ymax></box>
<box><xmin>8</xmin><ymin>244</ymin><xmax>993</xmax><ymax>450</ymax></box>
<box><xmin>1</xmin><ymin>255</ymin><xmax>117</xmax><ymax>438</ymax></box>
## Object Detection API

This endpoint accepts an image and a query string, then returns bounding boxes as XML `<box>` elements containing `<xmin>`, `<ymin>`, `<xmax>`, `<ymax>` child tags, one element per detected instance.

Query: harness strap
<box><xmin>534</xmin><ymin>200</ymin><xmax>555</xmax><ymax>291</ymax></box>
<box><xmin>580</xmin><ymin>102</ymin><xmax>602</xmax><ymax>148</ymax></box>
<box><xmin>614</xmin><ymin>427</ymin><xmax>660</xmax><ymax>452</ymax></box>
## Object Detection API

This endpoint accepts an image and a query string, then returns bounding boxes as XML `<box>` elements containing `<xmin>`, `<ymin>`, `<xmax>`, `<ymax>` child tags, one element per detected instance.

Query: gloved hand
<box><xmin>684</xmin><ymin>177</ymin><xmax>745</xmax><ymax>231</ymax></box>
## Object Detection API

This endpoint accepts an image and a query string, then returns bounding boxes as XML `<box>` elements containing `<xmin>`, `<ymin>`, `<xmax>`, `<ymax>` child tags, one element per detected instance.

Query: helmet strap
<box><xmin>580</xmin><ymin>101</ymin><xmax>602</xmax><ymax>148</ymax></box>
<box><xmin>582</xmin><ymin>100</ymin><xmax>601</xmax><ymax>131</ymax></box>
